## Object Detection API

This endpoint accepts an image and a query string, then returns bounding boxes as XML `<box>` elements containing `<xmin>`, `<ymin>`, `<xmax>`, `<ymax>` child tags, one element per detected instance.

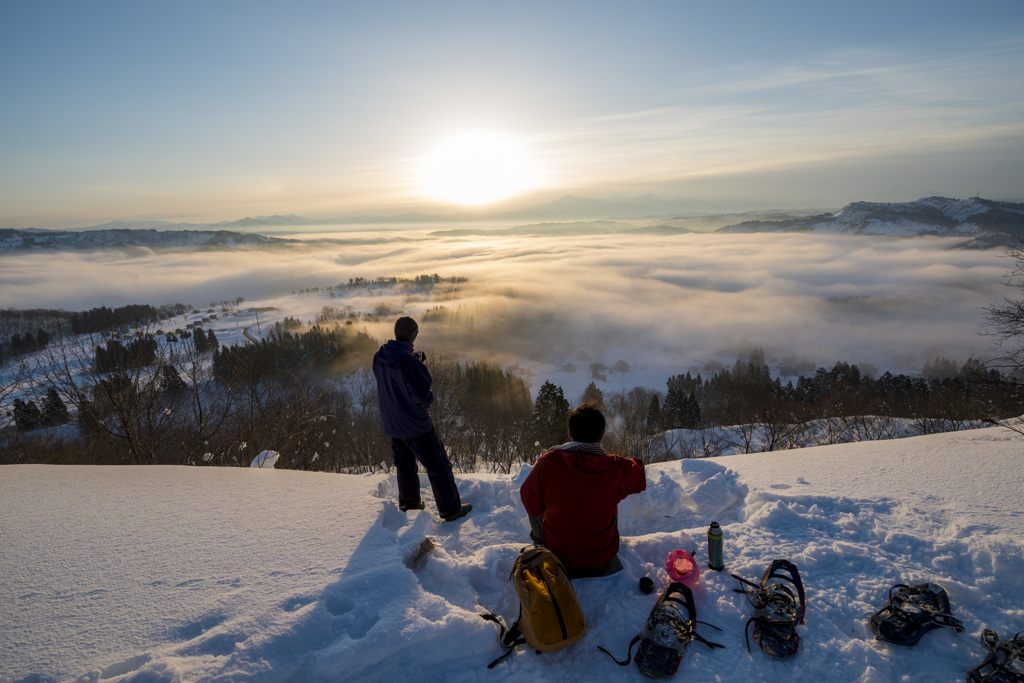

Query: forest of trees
<box><xmin>0</xmin><ymin>322</ymin><xmax>539</xmax><ymax>473</ymax></box>
<box><xmin>1</xmin><ymin>303</ymin><xmax>192</xmax><ymax>365</ymax></box>
<box><xmin>71</xmin><ymin>304</ymin><xmax>158</xmax><ymax>334</ymax></box>
<box><xmin>3</xmin><ymin>319</ymin><xmax>1022</xmax><ymax>471</ymax></box>
<box><xmin>212</xmin><ymin>325</ymin><xmax>376</xmax><ymax>384</ymax></box>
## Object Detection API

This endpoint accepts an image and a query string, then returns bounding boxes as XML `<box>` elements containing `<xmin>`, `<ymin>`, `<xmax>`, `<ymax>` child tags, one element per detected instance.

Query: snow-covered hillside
<box><xmin>3</xmin><ymin>426</ymin><xmax>1022</xmax><ymax>682</ymax></box>
<box><xmin>717</xmin><ymin>197</ymin><xmax>1024</xmax><ymax>245</ymax></box>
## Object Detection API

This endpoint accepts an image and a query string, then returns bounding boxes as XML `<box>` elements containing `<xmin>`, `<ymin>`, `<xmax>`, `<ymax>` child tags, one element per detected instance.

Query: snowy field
<box><xmin>3</xmin><ymin>425</ymin><xmax>1022</xmax><ymax>682</ymax></box>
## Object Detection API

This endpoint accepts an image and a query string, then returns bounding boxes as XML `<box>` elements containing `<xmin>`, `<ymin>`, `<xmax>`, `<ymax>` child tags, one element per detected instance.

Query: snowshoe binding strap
<box><xmin>732</xmin><ymin>559</ymin><xmax>806</xmax><ymax>658</ymax></box>
<box><xmin>966</xmin><ymin>629</ymin><xmax>1024</xmax><ymax>683</ymax></box>
<box><xmin>644</xmin><ymin>582</ymin><xmax>725</xmax><ymax>652</ymax></box>
<box><xmin>597</xmin><ymin>582</ymin><xmax>724</xmax><ymax>676</ymax></box>
<box><xmin>867</xmin><ymin>582</ymin><xmax>964</xmax><ymax>647</ymax></box>
<box><xmin>597</xmin><ymin>634</ymin><xmax>642</xmax><ymax>666</ymax></box>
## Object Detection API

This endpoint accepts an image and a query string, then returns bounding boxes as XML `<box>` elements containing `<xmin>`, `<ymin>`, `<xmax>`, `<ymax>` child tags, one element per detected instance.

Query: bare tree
<box><xmin>211</xmin><ymin>344</ymin><xmax>340</xmax><ymax>470</ymax></box>
<box><xmin>673</xmin><ymin>425</ymin><xmax>734</xmax><ymax>459</ymax></box>
<box><xmin>757</xmin><ymin>399</ymin><xmax>811</xmax><ymax>452</ymax></box>
<box><xmin>466</xmin><ymin>362</ymin><xmax>533</xmax><ymax>474</ymax></box>
<box><xmin>160</xmin><ymin>334</ymin><xmax>236</xmax><ymax>465</ymax></box>
<box><xmin>836</xmin><ymin>414</ymin><xmax>904</xmax><ymax>442</ymax></box>
<box><xmin>604</xmin><ymin>387</ymin><xmax>664</xmax><ymax>462</ymax></box>
<box><xmin>0</xmin><ymin>354</ymin><xmax>49</xmax><ymax>463</ymax></box>
<box><xmin>982</xmin><ymin>241</ymin><xmax>1024</xmax><ymax>434</ymax></box>
<box><xmin>0</xmin><ymin>353</ymin><xmax>31</xmax><ymax>434</ymax></box>
<box><xmin>426</xmin><ymin>353</ymin><xmax>477</xmax><ymax>473</ymax></box>
<box><xmin>428</xmin><ymin>354</ymin><xmax>534</xmax><ymax>474</ymax></box>
<box><xmin>342</xmin><ymin>368</ymin><xmax>392</xmax><ymax>473</ymax></box>
<box><xmin>983</xmin><ymin>241</ymin><xmax>1024</xmax><ymax>372</ymax></box>
<box><xmin>35</xmin><ymin>327</ymin><xmax>174</xmax><ymax>464</ymax></box>
<box><xmin>731</xmin><ymin>419</ymin><xmax>760</xmax><ymax>454</ymax></box>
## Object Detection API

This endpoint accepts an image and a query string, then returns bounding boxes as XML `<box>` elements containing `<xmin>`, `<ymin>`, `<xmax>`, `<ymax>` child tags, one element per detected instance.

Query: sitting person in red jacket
<box><xmin>519</xmin><ymin>402</ymin><xmax>646</xmax><ymax>578</ymax></box>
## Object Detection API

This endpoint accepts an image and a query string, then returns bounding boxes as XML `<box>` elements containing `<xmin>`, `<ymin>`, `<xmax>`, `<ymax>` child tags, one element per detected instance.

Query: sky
<box><xmin>2</xmin><ymin>0</ymin><xmax>1023</xmax><ymax>228</ymax></box>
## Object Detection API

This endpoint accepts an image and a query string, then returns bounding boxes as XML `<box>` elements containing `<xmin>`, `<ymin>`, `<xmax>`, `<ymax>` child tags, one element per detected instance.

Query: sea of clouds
<box><xmin>0</xmin><ymin>230</ymin><xmax>1009</xmax><ymax>378</ymax></box>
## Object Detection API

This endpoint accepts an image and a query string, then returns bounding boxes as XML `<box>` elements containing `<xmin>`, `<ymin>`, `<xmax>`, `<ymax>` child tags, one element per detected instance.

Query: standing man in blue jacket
<box><xmin>372</xmin><ymin>317</ymin><xmax>471</xmax><ymax>522</ymax></box>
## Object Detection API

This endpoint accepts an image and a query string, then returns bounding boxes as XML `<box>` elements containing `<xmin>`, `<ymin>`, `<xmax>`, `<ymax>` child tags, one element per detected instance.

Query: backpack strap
<box><xmin>486</xmin><ymin>640</ymin><xmax>526</xmax><ymax>669</ymax></box>
<box><xmin>481</xmin><ymin>612</ymin><xmax>527</xmax><ymax>668</ymax></box>
<box><xmin>597</xmin><ymin>634</ymin><xmax>643</xmax><ymax>666</ymax></box>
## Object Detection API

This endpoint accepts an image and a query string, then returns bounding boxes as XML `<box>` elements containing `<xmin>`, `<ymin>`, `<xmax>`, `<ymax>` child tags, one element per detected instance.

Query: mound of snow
<box><xmin>250</xmin><ymin>450</ymin><xmax>279</xmax><ymax>468</ymax></box>
<box><xmin>1</xmin><ymin>426</ymin><xmax>1022</xmax><ymax>682</ymax></box>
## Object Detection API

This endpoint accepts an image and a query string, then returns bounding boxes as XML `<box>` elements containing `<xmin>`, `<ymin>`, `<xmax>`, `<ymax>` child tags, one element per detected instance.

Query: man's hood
<box><xmin>375</xmin><ymin>339</ymin><xmax>414</xmax><ymax>365</ymax></box>
<box><xmin>551</xmin><ymin>442</ymin><xmax>615</xmax><ymax>476</ymax></box>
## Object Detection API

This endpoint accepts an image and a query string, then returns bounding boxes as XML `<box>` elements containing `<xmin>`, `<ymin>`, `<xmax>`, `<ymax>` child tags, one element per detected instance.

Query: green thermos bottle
<box><xmin>707</xmin><ymin>521</ymin><xmax>724</xmax><ymax>571</ymax></box>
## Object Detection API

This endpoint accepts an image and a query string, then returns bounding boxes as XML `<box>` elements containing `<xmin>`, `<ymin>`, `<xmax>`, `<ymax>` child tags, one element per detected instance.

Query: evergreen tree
<box><xmin>128</xmin><ymin>336</ymin><xmax>157</xmax><ymax>367</ymax></box>
<box><xmin>206</xmin><ymin>329</ymin><xmax>219</xmax><ymax>352</ymax></box>
<box><xmin>647</xmin><ymin>393</ymin><xmax>662</xmax><ymax>430</ymax></box>
<box><xmin>680</xmin><ymin>391</ymin><xmax>702</xmax><ymax>429</ymax></box>
<box><xmin>531</xmin><ymin>381</ymin><xmax>570</xmax><ymax>448</ymax></box>
<box><xmin>211</xmin><ymin>347</ymin><xmax>228</xmax><ymax>382</ymax></box>
<box><xmin>13</xmin><ymin>398</ymin><xmax>43</xmax><ymax>431</ymax></box>
<box><xmin>662</xmin><ymin>374</ymin><xmax>704</xmax><ymax>429</ymax></box>
<box><xmin>662</xmin><ymin>382</ymin><xmax>686</xmax><ymax>429</ymax></box>
<box><xmin>160</xmin><ymin>364</ymin><xmax>187</xmax><ymax>395</ymax></box>
<box><xmin>94</xmin><ymin>343</ymin><xmax>112</xmax><ymax>373</ymax></box>
<box><xmin>42</xmin><ymin>387</ymin><xmax>71</xmax><ymax>426</ymax></box>
<box><xmin>580</xmin><ymin>381</ymin><xmax>605</xmax><ymax>407</ymax></box>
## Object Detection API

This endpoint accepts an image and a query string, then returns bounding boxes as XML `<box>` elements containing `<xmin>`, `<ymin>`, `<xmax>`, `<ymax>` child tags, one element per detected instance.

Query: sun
<box><xmin>419</xmin><ymin>132</ymin><xmax>537</xmax><ymax>206</ymax></box>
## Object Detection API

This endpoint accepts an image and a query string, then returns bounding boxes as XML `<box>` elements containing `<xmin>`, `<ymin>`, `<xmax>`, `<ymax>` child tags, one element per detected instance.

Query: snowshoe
<box><xmin>405</xmin><ymin>537</ymin><xmax>435</xmax><ymax>571</ymax></box>
<box><xmin>966</xmin><ymin>629</ymin><xmax>1024</xmax><ymax>683</ymax></box>
<box><xmin>867</xmin><ymin>582</ymin><xmax>963</xmax><ymax>646</ymax></box>
<box><xmin>598</xmin><ymin>581</ymin><xmax>724</xmax><ymax>677</ymax></box>
<box><xmin>732</xmin><ymin>559</ymin><xmax>806</xmax><ymax>657</ymax></box>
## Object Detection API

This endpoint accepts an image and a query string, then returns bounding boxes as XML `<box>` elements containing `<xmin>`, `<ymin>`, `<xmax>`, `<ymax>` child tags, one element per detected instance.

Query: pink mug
<box><xmin>665</xmin><ymin>549</ymin><xmax>700</xmax><ymax>586</ymax></box>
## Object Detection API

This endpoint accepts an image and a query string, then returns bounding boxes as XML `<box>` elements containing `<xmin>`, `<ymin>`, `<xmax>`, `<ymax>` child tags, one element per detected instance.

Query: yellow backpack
<box><xmin>482</xmin><ymin>546</ymin><xmax>587</xmax><ymax>668</ymax></box>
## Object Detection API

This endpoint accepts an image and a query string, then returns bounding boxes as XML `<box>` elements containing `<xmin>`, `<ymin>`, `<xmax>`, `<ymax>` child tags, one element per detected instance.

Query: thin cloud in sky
<box><xmin>535</xmin><ymin>39</ymin><xmax>1024</xmax><ymax>192</ymax></box>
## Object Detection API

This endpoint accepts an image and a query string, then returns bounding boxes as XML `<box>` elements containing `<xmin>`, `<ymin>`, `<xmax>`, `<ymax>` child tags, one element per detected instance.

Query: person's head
<box><xmin>568</xmin><ymin>402</ymin><xmax>605</xmax><ymax>443</ymax></box>
<box><xmin>394</xmin><ymin>316</ymin><xmax>419</xmax><ymax>342</ymax></box>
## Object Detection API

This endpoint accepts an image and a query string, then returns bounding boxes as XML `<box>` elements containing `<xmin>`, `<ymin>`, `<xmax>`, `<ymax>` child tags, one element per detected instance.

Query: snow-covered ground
<box><xmin>3</xmin><ymin>425</ymin><xmax>1022</xmax><ymax>682</ymax></box>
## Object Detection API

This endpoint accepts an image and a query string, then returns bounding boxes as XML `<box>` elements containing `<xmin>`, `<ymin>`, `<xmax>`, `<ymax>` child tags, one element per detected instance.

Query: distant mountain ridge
<box><xmin>3</xmin><ymin>196</ymin><xmax>1022</xmax><ymax>253</ymax></box>
<box><xmin>716</xmin><ymin>197</ymin><xmax>1024</xmax><ymax>246</ymax></box>
<box><xmin>0</xmin><ymin>227</ymin><xmax>300</xmax><ymax>252</ymax></box>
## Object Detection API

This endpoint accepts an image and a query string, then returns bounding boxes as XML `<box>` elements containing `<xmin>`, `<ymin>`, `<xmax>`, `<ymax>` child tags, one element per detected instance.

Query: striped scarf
<box><xmin>552</xmin><ymin>441</ymin><xmax>607</xmax><ymax>456</ymax></box>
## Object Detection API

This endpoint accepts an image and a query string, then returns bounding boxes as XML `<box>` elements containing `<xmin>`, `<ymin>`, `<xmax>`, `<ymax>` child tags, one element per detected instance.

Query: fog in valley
<box><xmin>2</xmin><ymin>229</ymin><xmax>1008</xmax><ymax>393</ymax></box>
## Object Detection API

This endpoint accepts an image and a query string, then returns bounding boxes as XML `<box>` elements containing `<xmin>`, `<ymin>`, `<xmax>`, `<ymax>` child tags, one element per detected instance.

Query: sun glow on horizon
<box><xmin>418</xmin><ymin>132</ymin><xmax>539</xmax><ymax>206</ymax></box>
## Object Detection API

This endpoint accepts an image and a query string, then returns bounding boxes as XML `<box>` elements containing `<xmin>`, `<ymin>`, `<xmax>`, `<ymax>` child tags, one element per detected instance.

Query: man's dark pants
<box><xmin>391</xmin><ymin>428</ymin><xmax>462</xmax><ymax>517</ymax></box>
